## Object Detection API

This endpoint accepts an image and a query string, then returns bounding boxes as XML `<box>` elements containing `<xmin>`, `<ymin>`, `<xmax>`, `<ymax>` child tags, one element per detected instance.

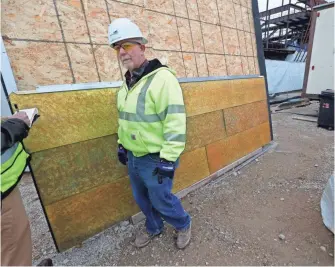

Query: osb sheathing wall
<box><xmin>2</xmin><ymin>0</ymin><xmax>259</xmax><ymax>91</ymax></box>
<box><xmin>10</xmin><ymin>77</ymin><xmax>271</xmax><ymax>251</ymax></box>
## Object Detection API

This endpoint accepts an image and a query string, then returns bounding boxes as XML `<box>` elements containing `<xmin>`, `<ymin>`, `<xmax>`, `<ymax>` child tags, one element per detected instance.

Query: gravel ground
<box><xmin>19</xmin><ymin>102</ymin><xmax>334</xmax><ymax>266</ymax></box>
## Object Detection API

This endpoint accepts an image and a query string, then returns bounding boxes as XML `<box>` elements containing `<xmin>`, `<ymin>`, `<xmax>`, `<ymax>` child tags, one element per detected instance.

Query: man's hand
<box><xmin>11</xmin><ymin>112</ymin><xmax>30</xmax><ymax>127</ymax></box>
<box><xmin>117</xmin><ymin>145</ymin><xmax>128</xmax><ymax>165</ymax></box>
<box><xmin>152</xmin><ymin>159</ymin><xmax>175</xmax><ymax>181</ymax></box>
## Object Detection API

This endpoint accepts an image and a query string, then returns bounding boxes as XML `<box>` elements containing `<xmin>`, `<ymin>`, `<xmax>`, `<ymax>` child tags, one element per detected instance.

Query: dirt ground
<box><xmin>20</xmin><ymin>102</ymin><xmax>334</xmax><ymax>266</ymax></box>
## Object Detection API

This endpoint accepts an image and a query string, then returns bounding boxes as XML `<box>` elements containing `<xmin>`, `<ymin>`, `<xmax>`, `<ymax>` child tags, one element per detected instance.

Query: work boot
<box><xmin>131</xmin><ymin>229</ymin><xmax>160</xmax><ymax>248</ymax></box>
<box><xmin>176</xmin><ymin>223</ymin><xmax>192</xmax><ymax>249</ymax></box>
<box><xmin>37</xmin><ymin>258</ymin><xmax>53</xmax><ymax>266</ymax></box>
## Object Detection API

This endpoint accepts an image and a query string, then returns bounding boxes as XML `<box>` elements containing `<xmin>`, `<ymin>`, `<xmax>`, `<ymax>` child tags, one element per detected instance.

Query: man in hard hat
<box><xmin>108</xmin><ymin>18</ymin><xmax>191</xmax><ymax>249</ymax></box>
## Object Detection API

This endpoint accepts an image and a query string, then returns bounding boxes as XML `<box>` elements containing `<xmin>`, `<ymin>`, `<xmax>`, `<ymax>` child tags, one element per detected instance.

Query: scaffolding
<box><xmin>260</xmin><ymin>0</ymin><xmax>327</xmax><ymax>61</ymax></box>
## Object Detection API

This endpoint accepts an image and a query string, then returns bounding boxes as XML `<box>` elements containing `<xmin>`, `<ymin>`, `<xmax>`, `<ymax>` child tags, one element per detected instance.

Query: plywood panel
<box><xmin>222</xmin><ymin>27</ymin><xmax>240</xmax><ymax>55</ymax></box>
<box><xmin>183</xmin><ymin>53</ymin><xmax>198</xmax><ymax>77</ymax></box>
<box><xmin>207</xmin><ymin>54</ymin><xmax>227</xmax><ymax>76</ymax></box>
<box><xmin>152</xmin><ymin>50</ymin><xmax>186</xmax><ymax>77</ymax></box>
<box><xmin>173</xmin><ymin>147</ymin><xmax>210</xmax><ymax>193</ymax></box>
<box><xmin>190</xmin><ymin>20</ymin><xmax>205</xmax><ymax>53</ymax></box>
<box><xmin>5</xmin><ymin>41</ymin><xmax>72</xmax><ymax>91</ymax></box>
<box><xmin>177</xmin><ymin>18</ymin><xmax>194</xmax><ymax>52</ymax></box>
<box><xmin>185</xmin><ymin>110</ymin><xmax>226</xmax><ymax>152</ymax></box>
<box><xmin>248</xmin><ymin>56</ymin><xmax>256</xmax><ymax>74</ymax></box>
<box><xmin>241</xmin><ymin>6</ymin><xmax>250</xmax><ymax>32</ymax></box>
<box><xmin>245</xmin><ymin>32</ymin><xmax>254</xmax><ymax>57</ymax></box>
<box><xmin>198</xmin><ymin>0</ymin><xmax>219</xmax><ymax>24</ymax></box>
<box><xmin>206</xmin><ymin>122</ymin><xmax>271</xmax><ymax>173</ymax></box>
<box><xmin>45</xmin><ymin>176</ymin><xmax>138</xmax><ymax>251</ymax></box>
<box><xmin>241</xmin><ymin>56</ymin><xmax>250</xmax><ymax>75</ymax></box>
<box><xmin>183</xmin><ymin>77</ymin><xmax>266</xmax><ymax>117</ymax></box>
<box><xmin>186</xmin><ymin>0</ymin><xmax>200</xmax><ymax>20</ymax></box>
<box><xmin>67</xmin><ymin>44</ymin><xmax>99</xmax><ymax>83</ymax></box>
<box><xmin>93</xmin><ymin>45</ymin><xmax>122</xmax><ymax>82</ymax></box>
<box><xmin>146</xmin><ymin>11</ymin><xmax>180</xmax><ymax>51</ymax></box>
<box><xmin>118</xmin><ymin>0</ymin><xmax>144</xmax><ymax>6</ymax></box>
<box><xmin>2</xmin><ymin>0</ymin><xmax>62</xmax><ymax>41</ymax></box>
<box><xmin>56</xmin><ymin>0</ymin><xmax>89</xmax><ymax>43</ymax></box>
<box><xmin>224</xmin><ymin>100</ymin><xmax>269</xmax><ymax>136</ymax></box>
<box><xmin>195</xmin><ymin>54</ymin><xmax>209</xmax><ymax>77</ymax></box>
<box><xmin>85</xmin><ymin>0</ymin><xmax>110</xmax><ymax>44</ymax></box>
<box><xmin>226</xmin><ymin>56</ymin><xmax>243</xmax><ymax>76</ymax></box>
<box><xmin>31</xmin><ymin>134</ymin><xmax>127</xmax><ymax>205</ymax></box>
<box><xmin>202</xmin><ymin>24</ymin><xmax>224</xmax><ymax>54</ymax></box>
<box><xmin>234</xmin><ymin>4</ymin><xmax>244</xmax><ymax>31</ymax></box>
<box><xmin>173</xmin><ymin>0</ymin><xmax>188</xmax><ymax>18</ymax></box>
<box><xmin>238</xmin><ymin>30</ymin><xmax>247</xmax><ymax>56</ymax></box>
<box><xmin>10</xmin><ymin>88</ymin><xmax>118</xmax><ymax>152</ymax></box>
<box><xmin>145</xmin><ymin>0</ymin><xmax>175</xmax><ymax>15</ymax></box>
<box><xmin>217</xmin><ymin>0</ymin><xmax>236</xmax><ymax>28</ymax></box>
<box><xmin>3</xmin><ymin>0</ymin><xmax>261</xmax><ymax>91</ymax></box>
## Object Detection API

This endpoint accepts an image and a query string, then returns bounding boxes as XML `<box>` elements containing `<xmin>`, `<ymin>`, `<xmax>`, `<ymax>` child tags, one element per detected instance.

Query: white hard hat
<box><xmin>108</xmin><ymin>18</ymin><xmax>148</xmax><ymax>47</ymax></box>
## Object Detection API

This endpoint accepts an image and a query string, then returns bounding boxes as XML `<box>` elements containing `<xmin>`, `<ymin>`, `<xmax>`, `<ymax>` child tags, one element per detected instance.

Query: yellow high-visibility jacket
<box><xmin>1</xmin><ymin>142</ymin><xmax>29</xmax><ymax>199</ymax></box>
<box><xmin>117</xmin><ymin>66</ymin><xmax>186</xmax><ymax>162</ymax></box>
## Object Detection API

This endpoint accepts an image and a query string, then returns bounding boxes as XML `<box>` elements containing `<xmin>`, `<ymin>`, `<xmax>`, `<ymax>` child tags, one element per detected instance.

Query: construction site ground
<box><xmin>20</xmin><ymin>102</ymin><xmax>334</xmax><ymax>266</ymax></box>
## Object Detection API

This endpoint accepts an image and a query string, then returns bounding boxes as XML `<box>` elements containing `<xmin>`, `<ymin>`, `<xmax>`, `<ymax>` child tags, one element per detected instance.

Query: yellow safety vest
<box><xmin>1</xmin><ymin>142</ymin><xmax>29</xmax><ymax>199</ymax></box>
<box><xmin>117</xmin><ymin>67</ymin><xmax>186</xmax><ymax>162</ymax></box>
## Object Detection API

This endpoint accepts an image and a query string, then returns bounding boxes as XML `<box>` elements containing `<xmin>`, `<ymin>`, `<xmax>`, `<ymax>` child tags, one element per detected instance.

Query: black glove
<box><xmin>152</xmin><ymin>159</ymin><xmax>175</xmax><ymax>183</ymax></box>
<box><xmin>117</xmin><ymin>145</ymin><xmax>128</xmax><ymax>165</ymax></box>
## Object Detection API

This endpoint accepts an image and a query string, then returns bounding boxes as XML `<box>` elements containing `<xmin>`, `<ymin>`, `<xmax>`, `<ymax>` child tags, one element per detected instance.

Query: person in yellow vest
<box><xmin>108</xmin><ymin>18</ymin><xmax>191</xmax><ymax>249</ymax></box>
<box><xmin>1</xmin><ymin>112</ymin><xmax>52</xmax><ymax>266</ymax></box>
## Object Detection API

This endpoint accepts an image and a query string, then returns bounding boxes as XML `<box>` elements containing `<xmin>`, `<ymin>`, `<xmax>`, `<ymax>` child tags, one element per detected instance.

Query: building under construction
<box><xmin>260</xmin><ymin>0</ymin><xmax>327</xmax><ymax>61</ymax></box>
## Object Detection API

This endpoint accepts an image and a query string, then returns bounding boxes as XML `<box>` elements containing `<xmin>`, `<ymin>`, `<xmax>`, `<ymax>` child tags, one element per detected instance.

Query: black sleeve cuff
<box><xmin>1</xmin><ymin>119</ymin><xmax>29</xmax><ymax>152</ymax></box>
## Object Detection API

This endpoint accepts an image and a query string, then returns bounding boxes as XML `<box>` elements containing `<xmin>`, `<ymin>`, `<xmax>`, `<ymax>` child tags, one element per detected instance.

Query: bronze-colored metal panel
<box><xmin>206</xmin><ymin>122</ymin><xmax>271</xmax><ymax>173</ymax></box>
<box><xmin>185</xmin><ymin>110</ymin><xmax>226</xmax><ymax>152</ymax></box>
<box><xmin>173</xmin><ymin>147</ymin><xmax>210</xmax><ymax>193</ymax></box>
<box><xmin>45</xmin><ymin>176</ymin><xmax>138</xmax><ymax>251</ymax></box>
<box><xmin>10</xmin><ymin>78</ymin><xmax>266</xmax><ymax>152</ymax></box>
<box><xmin>10</xmin><ymin>88</ymin><xmax>118</xmax><ymax>152</ymax></box>
<box><xmin>183</xmin><ymin>79</ymin><xmax>232</xmax><ymax>117</ymax></box>
<box><xmin>183</xmin><ymin>77</ymin><xmax>267</xmax><ymax>117</ymax></box>
<box><xmin>31</xmin><ymin>134</ymin><xmax>127</xmax><ymax>205</ymax></box>
<box><xmin>224</xmin><ymin>100</ymin><xmax>269</xmax><ymax>136</ymax></box>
